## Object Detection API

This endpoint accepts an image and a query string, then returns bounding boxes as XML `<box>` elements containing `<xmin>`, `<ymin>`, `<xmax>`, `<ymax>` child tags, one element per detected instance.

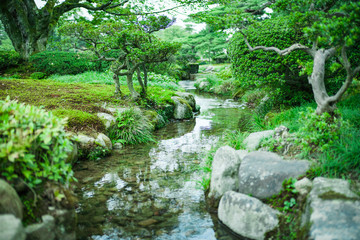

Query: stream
<box><xmin>74</xmin><ymin>80</ymin><xmax>246</xmax><ymax>240</ymax></box>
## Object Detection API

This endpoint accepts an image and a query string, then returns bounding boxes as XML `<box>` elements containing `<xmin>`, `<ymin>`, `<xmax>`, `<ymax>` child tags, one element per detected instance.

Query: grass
<box><xmin>0</xmin><ymin>74</ymin><xmax>180</xmax><ymax>133</ymax></box>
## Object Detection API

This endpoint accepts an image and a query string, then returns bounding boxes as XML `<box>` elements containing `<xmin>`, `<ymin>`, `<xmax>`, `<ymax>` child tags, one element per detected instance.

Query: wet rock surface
<box><xmin>218</xmin><ymin>191</ymin><xmax>280</xmax><ymax>240</ymax></box>
<box><xmin>0</xmin><ymin>179</ymin><xmax>23</xmax><ymax>219</ymax></box>
<box><xmin>209</xmin><ymin>146</ymin><xmax>243</xmax><ymax>201</ymax></box>
<box><xmin>0</xmin><ymin>214</ymin><xmax>26</xmax><ymax>240</ymax></box>
<box><xmin>238</xmin><ymin>151</ymin><xmax>309</xmax><ymax>199</ymax></box>
<box><xmin>302</xmin><ymin>177</ymin><xmax>360</xmax><ymax>240</ymax></box>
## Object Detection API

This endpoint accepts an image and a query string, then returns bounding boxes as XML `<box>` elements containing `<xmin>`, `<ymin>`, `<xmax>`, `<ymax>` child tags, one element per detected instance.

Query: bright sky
<box><xmin>34</xmin><ymin>0</ymin><xmax>206</xmax><ymax>31</ymax></box>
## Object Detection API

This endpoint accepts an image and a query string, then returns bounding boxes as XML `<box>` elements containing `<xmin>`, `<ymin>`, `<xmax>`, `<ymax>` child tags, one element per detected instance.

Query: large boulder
<box><xmin>243</xmin><ymin>130</ymin><xmax>274</xmax><ymax>151</ymax></box>
<box><xmin>176</xmin><ymin>92</ymin><xmax>196</xmax><ymax>111</ymax></box>
<box><xmin>218</xmin><ymin>191</ymin><xmax>280</xmax><ymax>240</ymax></box>
<box><xmin>96</xmin><ymin>113</ymin><xmax>116</xmax><ymax>129</ymax></box>
<box><xmin>0</xmin><ymin>179</ymin><xmax>23</xmax><ymax>219</ymax></box>
<box><xmin>238</xmin><ymin>151</ymin><xmax>309</xmax><ymax>199</ymax></box>
<box><xmin>26</xmin><ymin>215</ymin><xmax>56</xmax><ymax>240</ymax></box>
<box><xmin>0</xmin><ymin>214</ymin><xmax>26</xmax><ymax>240</ymax></box>
<box><xmin>302</xmin><ymin>177</ymin><xmax>360</xmax><ymax>240</ymax></box>
<box><xmin>76</xmin><ymin>133</ymin><xmax>95</xmax><ymax>149</ymax></box>
<box><xmin>208</xmin><ymin>147</ymin><xmax>245</xmax><ymax>200</ymax></box>
<box><xmin>171</xmin><ymin>96</ymin><xmax>193</xmax><ymax>120</ymax></box>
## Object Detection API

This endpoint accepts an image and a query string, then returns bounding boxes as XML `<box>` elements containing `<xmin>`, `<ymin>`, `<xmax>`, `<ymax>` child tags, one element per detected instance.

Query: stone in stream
<box><xmin>0</xmin><ymin>179</ymin><xmax>23</xmax><ymax>219</ymax></box>
<box><xmin>0</xmin><ymin>214</ymin><xmax>26</xmax><ymax>240</ymax></box>
<box><xmin>238</xmin><ymin>151</ymin><xmax>309</xmax><ymax>199</ymax></box>
<box><xmin>243</xmin><ymin>130</ymin><xmax>274</xmax><ymax>151</ymax></box>
<box><xmin>175</xmin><ymin>92</ymin><xmax>196</xmax><ymax>111</ymax></box>
<box><xmin>171</xmin><ymin>96</ymin><xmax>193</xmax><ymax>120</ymax></box>
<box><xmin>218</xmin><ymin>191</ymin><xmax>280</xmax><ymax>240</ymax></box>
<box><xmin>302</xmin><ymin>177</ymin><xmax>360</xmax><ymax>240</ymax></box>
<box><xmin>25</xmin><ymin>215</ymin><xmax>56</xmax><ymax>240</ymax></box>
<box><xmin>208</xmin><ymin>146</ymin><xmax>246</xmax><ymax>201</ymax></box>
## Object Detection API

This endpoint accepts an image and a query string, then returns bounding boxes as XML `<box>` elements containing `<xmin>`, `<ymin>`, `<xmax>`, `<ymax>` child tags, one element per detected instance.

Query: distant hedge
<box><xmin>29</xmin><ymin>51</ymin><xmax>102</xmax><ymax>75</ymax></box>
<box><xmin>0</xmin><ymin>51</ymin><xmax>22</xmax><ymax>71</ymax></box>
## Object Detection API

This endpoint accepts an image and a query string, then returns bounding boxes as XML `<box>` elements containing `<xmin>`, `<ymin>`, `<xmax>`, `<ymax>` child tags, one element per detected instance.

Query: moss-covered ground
<box><xmin>0</xmin><ymin>78</ymin><xmax>177</xmax><ymax>132</ymax></box>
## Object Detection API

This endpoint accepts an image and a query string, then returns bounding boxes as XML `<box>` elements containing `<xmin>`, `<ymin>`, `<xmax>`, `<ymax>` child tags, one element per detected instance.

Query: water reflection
<box><xmin>75</xmin><ymin>81</ymin><xmax>246</xmax><ymax>239</ymax></box>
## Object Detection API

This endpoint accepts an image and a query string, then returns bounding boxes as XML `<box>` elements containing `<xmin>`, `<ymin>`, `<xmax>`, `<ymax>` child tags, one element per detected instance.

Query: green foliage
<box><xmin>295</xmin><ymin>108</ymin><xmax>347</xmax><ymax>155</ymax></box>
<box><xmin>108</xmin><ymin>108</ymin><xmax>155</xmax><ymax>145</ymax></box>
<box><xmin>0</xmin><ymin>97</ymin><xmax>75</xmax><ymax>187</ymax></box>
<box><xmin>88</xmin><ymin>146</ymin><xmax>111</xmax><ymax>161</ymax></box>
<box><xmin>0</xmin><ymin>51</ymin><xmax>22</xmax><ymax>71</ymax></box>
<box><xmin>30</xmin><ymin>72</ymin><xmax>47</xmax><ymax>80</ymax></box>
<box><xmin>229</xmin><ymin>16</ymin><xmax>313</xmax><ymax>106</ymax></box>
<box><xmin>312</xmin><ymin>128</ymin><xmax>360</xmax><ymax>180</ymax></box>
<box><xmin>223</xmin><ymin>130</ymin><xmax>249</xmax><ymax>150</ymax></box>
<box><xmin>29</xmin><ymin>51</ymin><xmax>97</xmax><ymax>75</ymax></box>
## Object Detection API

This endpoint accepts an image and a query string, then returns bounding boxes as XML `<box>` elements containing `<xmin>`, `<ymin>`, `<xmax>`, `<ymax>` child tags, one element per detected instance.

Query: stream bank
<box><xmin>74</xmin><ymin>80</ymin><xmax>247</xmax><ymax>239</ymax></box>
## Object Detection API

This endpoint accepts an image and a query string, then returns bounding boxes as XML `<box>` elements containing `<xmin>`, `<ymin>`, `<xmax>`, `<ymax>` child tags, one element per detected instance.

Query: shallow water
<box><xmin>74</xmin><ymin>81</ymin><xmax>247</xmax><ymax>240</ymax></box>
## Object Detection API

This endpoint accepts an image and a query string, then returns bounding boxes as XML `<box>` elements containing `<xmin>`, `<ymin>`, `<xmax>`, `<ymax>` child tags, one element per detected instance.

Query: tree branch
<box><xmin>104</xmin><ymin>4</ymin><xmax>187</xmax><ymax>16</ymax></box>
<box><xmin>327</xmin><ymin>46</ymin><xmax>357</xmax><ymax>103</ymax></box>
<box><xmin>239</xmin><ymin>31</ymin><xmax>315</xmax><ymax>57</ymax></box>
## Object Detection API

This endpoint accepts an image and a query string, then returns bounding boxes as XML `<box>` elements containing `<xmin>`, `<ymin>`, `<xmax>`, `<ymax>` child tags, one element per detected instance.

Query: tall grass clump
<box><xmin>108</xmin><ymin>108</ymin><xmax>155</xmax><ymax>145</ymax></box>
<box><xmin>312</xmin><ymin>128</ymin><xmax>360</xmax><ymax>180</ymax></box>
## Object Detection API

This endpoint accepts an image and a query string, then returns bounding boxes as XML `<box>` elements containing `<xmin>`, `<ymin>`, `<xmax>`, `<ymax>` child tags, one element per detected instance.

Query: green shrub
<box><xmin>223</xmin><ymin>130</ymin><xmax>249</xmax><ymax>150</ymax></box>
<box><xmin>30</xmin><ymin>72</ymin><xmax>47</xmax><ymax>80</ymax></box>
<box><xmin>229</xmin><ymin>16</ymin><xmax>313</xmax><ymax>106</ymax></box>
<box><xmin>0</xmin><ymin>97</ymin><xmax>75</xmax><ymax>187</ymax></box>
<box><xmin>29</xmin><ymin>51</ymin><xmax>96</xmax><ymax>75</ymax></box>
<box><xmin>0</xmin><ymin>51</ymin><xmax>22</xmax><ymax>71</ymax></box>
<box><xmin>108</xmin><ymin>108</ymin><xmax>155</xmax><ymax>145</ymax></box>
<box><xmin>295</xmin><ymin>108</ymin><xmax>348</xmax><ymax>155</ymax></box>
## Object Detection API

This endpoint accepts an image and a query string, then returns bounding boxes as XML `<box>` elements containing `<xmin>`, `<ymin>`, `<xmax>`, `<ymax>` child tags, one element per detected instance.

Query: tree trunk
<box><xmin>309</xmin><ymin>50</ymin><xmax>336</xmax><ymax>115</ymax></box>
<box><xmin>136</xmin><ymin>67</ymin><xmax>146</xmax><ymax>97</ymax></box>
<box><xmin>113</xmin><ymin>73</ymin><xmax>122</xmax><ymax>96</ymax></box>
<box><xmin>126</xmin><ymin>73</ymin><xmax>140</xmax><ymax>100</ymax></box>
<box><xmin>0</xmin><ymin>0</ymin><xmax>55</xmax><ymax>60</ymax></box>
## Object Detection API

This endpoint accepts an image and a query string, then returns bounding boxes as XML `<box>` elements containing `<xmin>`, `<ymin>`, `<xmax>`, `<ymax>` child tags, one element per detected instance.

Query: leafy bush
<box><xmin>295</xmin><ymin>108</ymin><xmax>347</xmax><ymax>154</ymax></box>
<box><xmin>0</xmin><ymin>51</ymin><xmax>22</xmax><ymax>71</ymax></box>
<box><xmin>229</xmin><ymin>17</ymin><xmax>313</xmax><ymax>106</ymax></box>
<box><xmin>30</xmin><ymin>72</ymin><xmax>47</xmax><ymax>79</ymax></box>
<box><xmin>29</xmin><ymin>51</ymin><xmax>97</xmax><ymax>75</ymax></box>
<box><xmin>108</xmin><ymin>108</ymin><xmax>155</xmax><ymax>145</ymax></box>
<box><xmin>0</xmin><ymin>97</ymin><xmax>75</xmax><ymax>187</ymax></box>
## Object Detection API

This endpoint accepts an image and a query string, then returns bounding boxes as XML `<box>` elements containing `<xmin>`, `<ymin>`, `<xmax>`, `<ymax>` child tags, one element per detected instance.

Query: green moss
<box><xmin>52</xmin><ymin>109</ymin><xmax>105</xmax><ymax>132</ymax></box>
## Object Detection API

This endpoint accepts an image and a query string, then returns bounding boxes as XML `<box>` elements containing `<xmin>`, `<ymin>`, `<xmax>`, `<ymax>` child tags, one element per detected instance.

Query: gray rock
<box><xmin>171</xmin><ymin>96</ymin><xmax>193</xmax><ymax>120</ymax></box>
<box><xmin>76</xmin><ymin>134</ymin><xmax>95</xmax><ymax>149</ymax></box>
<box><xmin>0</xmin><ymin>214</ymin><xmax>26</xmax><ymax>240</ymax></box>
<box><xmin>198</xmin><ymin>81</ymin><xmax>210</xmax><ymax>90</ymax></box>
<box><xmin>302</xmin><ymin>177</ymin><xmax>360</xmax><ymax>240</ymax></box>
<box><xmin>113</xmin><ymin>142</ymin><xmax>123</xmax><ymax>150</ymax></box>
<box><xmin>218</xmin><ymin>191</ymin><xmax>280</xmax><ymax>240</ymax></box>
<box><xmin>176</xmin><ymin>92</ymin><xmax>196</xmax><ymax>111</ymax></box>
<box><xmin>238</xmin><ymin>151</ymin><xmax>309</xmax><ymax>199</ymax></box>
<box><xmin>244</xmin><ymin>130</ymin><xmax>274</xmax><ymax>151</ymax></box>
<box><xmin>26</xmin><ymin>215</ymin><xmax>55</xmax><ymax>240</ymax></box>
<box><xmin>295</xmin><ymin>177</ymin><xmax>312</xmax><ymax>196</ymax></box>
<box><xmin>97</xmin><ymin>113</ymin><xmax>116</xmax><ymax>129</ymax></box>
<box><xmin>209</xmin><ymin>146</ymin><xmax>242</xmax><ymax>200</ymax></box>
<box><xmin>95</xmin><ymin>133</ymin><xmax>112</xmax><ymax>149</ymax></box>
<box><xmin>50</xmin><ymin>209</ymin><xmax>76</xmax><ymax>240</ymax></box>
<box><xmin>0</xmin><ymin>179</ymin><xmax>23</xmax><ymax>219</ymax></box>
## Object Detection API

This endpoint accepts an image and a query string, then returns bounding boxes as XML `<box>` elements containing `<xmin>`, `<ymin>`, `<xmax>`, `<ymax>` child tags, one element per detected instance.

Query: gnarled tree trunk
<box><xmin>0</xmin><ymin>0</ymin><xmax>53</xmax><ymax>59</ymax></box>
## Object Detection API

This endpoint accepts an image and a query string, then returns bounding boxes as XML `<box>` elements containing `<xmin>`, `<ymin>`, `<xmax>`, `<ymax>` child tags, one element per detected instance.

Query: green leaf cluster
<box><xmin>0</xmin><ymin>97</ymin><xmax>75</xmax><ymax>187</ymax></box>
<box><xmin>108</xmin><ymin>108</ymin><xmax>155</xmax><ymax>145</ymax></box>
<box><xmin>0</xmin><ymin>51</ymin><xmax>22</xmax><ymax>71</ymax></box>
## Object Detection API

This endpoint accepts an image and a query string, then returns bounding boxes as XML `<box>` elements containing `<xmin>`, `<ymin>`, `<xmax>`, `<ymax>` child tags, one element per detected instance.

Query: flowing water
<box><xmin>74</xmin><ymin>81</ymin><xmax>247</xmax><ymax>240</ymax></box>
